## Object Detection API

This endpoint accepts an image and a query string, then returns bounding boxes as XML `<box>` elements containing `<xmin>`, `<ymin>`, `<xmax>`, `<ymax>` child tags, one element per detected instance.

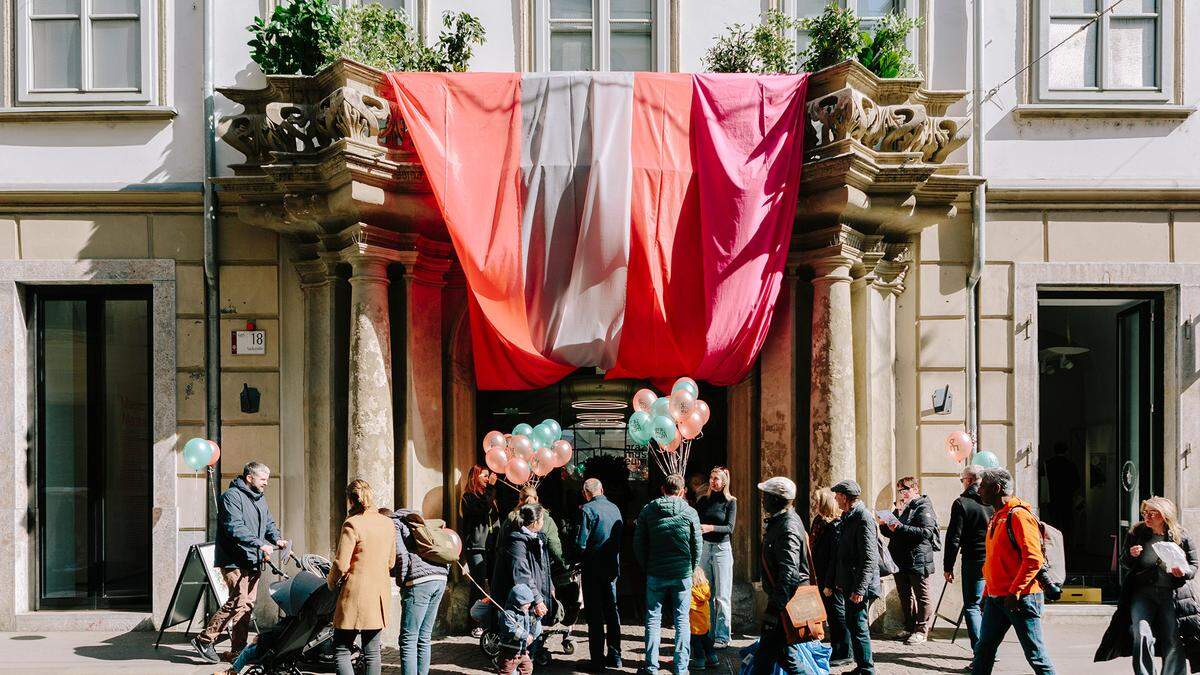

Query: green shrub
<box><xmin>703</xmin><ymin>9</ymin><xmax>800</xmax><ymax>74</ymax></box>
<box><xmin>853</xmin><ymin>12</ymin><xmax>923</xmax><ymax>78</ymax></box>
<box><xmin>248</xmin><ymin>0</ymin><xmax>336</xmax><ymax>76</ymax></box>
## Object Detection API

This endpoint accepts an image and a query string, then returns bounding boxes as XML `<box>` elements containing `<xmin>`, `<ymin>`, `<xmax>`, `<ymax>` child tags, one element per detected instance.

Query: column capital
<box><xmin>798</xmin><ymin>225</ymin><xmax>866</xmax><ymax>281</ymax></box>
<box><xmin>295</xmin><ymin>256</ymin><xmax>340</xmax><ymax>289</ymax></box>
<box><xmin>863</xmin><ymin>242</ymin><xmax>912</xmax><ymax>296</ymax></box>
<box><xmin>397</xmin><ymin>237</ymin><xmax>455</xmax><ymax>287</ymax></box>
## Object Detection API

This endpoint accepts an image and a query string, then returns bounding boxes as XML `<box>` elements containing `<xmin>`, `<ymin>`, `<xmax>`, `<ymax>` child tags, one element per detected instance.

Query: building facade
<box><xmin>0</xmin><ymin>0</ymin><xmax>1195</xmax><ymax>632</ymax></box>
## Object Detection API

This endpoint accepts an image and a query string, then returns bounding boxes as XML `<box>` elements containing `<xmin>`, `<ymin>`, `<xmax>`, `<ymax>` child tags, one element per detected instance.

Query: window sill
<box><xmin>0</xmin><ymin>105</ymin><xmax>177</xmax><ymax>123</ymax></box>
<box><xmin>1013</xmin><ymin>104</ymin><xmax>1196</xmax><ymax>121</ymax></box>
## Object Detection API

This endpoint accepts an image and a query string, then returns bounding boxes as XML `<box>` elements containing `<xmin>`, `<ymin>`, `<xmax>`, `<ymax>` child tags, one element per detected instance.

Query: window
<box><xmin>791</xmin><ymin>0</ymin><xmax>908</xmax><ymax>51</ymax></box>
<box><xmin>36</xmin><ymin>287</ymin><xmax>152</xmax><ymax>610</ymax></box>
<box><xmin>16</xmin><ymin>0</ymin><xmax>154</xmax><ymax>104</ymax></box>
<box><xmin>1037</xmin><ymin>0</ymin><xmax>1174</xmax><ymax>102</ymax></box>
<box><xmin>533</xmin><ymin>0</ymin><xmax>670</xmax><ymax>72</ymax></box>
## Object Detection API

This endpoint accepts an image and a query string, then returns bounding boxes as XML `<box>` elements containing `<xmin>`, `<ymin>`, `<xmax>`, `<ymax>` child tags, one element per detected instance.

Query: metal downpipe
<box><xmin>966</xmin><ymin>0</ymin><xmax>986</xmax><ymax>445</ymax></box>
<box><xmin>202</xmin><ymin>0</ymin><xmax>221</xmax><ymax>538</ymax></box>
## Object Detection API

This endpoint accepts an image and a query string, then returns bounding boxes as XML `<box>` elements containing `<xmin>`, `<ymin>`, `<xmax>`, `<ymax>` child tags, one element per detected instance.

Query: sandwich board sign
<box><xmin>155</xmin><ymin>542</ymin><xmax>227</xmax><ymax>648</ymax></box>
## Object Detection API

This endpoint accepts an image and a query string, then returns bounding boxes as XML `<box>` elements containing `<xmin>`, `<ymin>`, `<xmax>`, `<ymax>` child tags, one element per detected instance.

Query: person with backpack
<box><xmin>831</xmin><ymin>479</ymin><xmax>881</xmax><ymax>675</ymax></box>
<box><xmin>971</xmin><ymin>467</ymin><xmax>1055</xmax><ymax>675</ymax></box>
<box><xmin>385</xmin><ymin>508</ymin><xmax>451</xmax><ymax>675</ymax></box>
<box><xmin>944</xmin><ymin>465</ymin><xmax>994</xmax><ymax>649</ymax></box>
<box><xmin>1096</xmin><ymin>496</ymin><xmax>1200</xmax><ymax>675</ymax></box>
<box><xmin>879</xmin><ymin>476</ymin><xmax>940</xmax><ymax>645</ymax></box>
<box><xmin>327</xmin><ymin>480</ymin><xmax>397</xmax><ymax>675</ymax></box>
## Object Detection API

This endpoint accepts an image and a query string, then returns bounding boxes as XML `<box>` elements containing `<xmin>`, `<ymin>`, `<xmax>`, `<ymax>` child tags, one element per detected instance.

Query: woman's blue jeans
<box><xmin>700</xmin><ymin>540</ymin><xmax>734</xmax><ymax>645</ymax></box>
<box><xmin>400</xmin><ymin>578</ymin><xmax>447</xmax><ymax>675</ymax></box>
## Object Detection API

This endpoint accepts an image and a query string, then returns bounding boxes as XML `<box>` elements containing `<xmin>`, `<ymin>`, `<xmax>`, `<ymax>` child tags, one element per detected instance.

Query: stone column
<box><xmin>297</xmin><ymin>257</ymin><xmax>342</xmax><ymax>554</ymax></box>
<box><xmin>804</xmin><ymin>227</ymin><xmax>863</xmax><ymax>507</ymax></box>
<box><xmin>397</xmin><ymin>240</ymin><xmax>451</xmax><ymax>515</ymax></box>
<box><xmin>759</xmin><ymin>263</ymin><xmax>800</xmax><ymax>481</ymax></box>
<box><xmin>852</xmin><ymin>245</ymin><xmax>909</xmax><ymax>511</ymax></box>
<box><xmin>345</xmin><ymin>248</ymin><xmax>397</xmax><ymax>510</ymax></box>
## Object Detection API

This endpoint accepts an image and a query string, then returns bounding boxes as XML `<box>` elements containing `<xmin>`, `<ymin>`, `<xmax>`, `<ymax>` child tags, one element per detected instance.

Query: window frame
<box><xmin>1035</xmin><ymin>0</ymin><xmax>1174</xmax><ymax>104</ymax></box>
<box><xmin>16</xmin><ymin>0</ymin><xmax>155</xmax><ymax>105</ymax></box>
<box><xmin>531</xmin><ymin>0</ymin><xmax>671</xmax><ymax>72</ymax></box>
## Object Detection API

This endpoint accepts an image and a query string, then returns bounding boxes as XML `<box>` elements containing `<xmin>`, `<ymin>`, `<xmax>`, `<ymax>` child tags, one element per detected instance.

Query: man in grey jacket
<box><xmin>832</xmin><ymin>479</ymin><xmax>881</xmax><ymax>675</ymax></box>
<box><xmin>192</xmin><ymin>461</ymin><xmax>288</xmax><ymax>664</ymax></box>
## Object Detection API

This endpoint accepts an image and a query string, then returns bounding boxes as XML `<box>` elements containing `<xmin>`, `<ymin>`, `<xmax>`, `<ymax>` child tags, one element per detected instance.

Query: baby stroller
<box><xmin>477</xmin><ymin>563</ymin><xmax>583</xmax><ymax>667</ymax></box>
<box><xmin>236</xmin><ymin>553</ymin><xmax>357</xmax><ymax>674</ymax></box>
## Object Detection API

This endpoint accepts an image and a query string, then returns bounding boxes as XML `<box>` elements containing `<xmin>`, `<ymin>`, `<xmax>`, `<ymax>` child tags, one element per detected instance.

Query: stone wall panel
<box><xmin>19</xmin><ymin>215</ymin><xmax>149</xmax><ymax>259</ymax></box>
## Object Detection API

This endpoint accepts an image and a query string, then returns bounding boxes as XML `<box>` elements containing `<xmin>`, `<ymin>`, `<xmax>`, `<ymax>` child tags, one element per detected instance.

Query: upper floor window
<box><xmin>533</xmin><ymin>0</ymin><xmax>670</xmax><ymax>72</ymax></box>
<box><xmin>1038</xmin><ymin>0</ymin><xmax>1175</xmax><ymax>103</ymax></box>
<box><xmin>16</xmin><ymin>0</ymin><xmax>154</xmax><ymax>105</ymax></box>
<box><xmin>792</xmin><ymin>0</ymin><xmax>908</xmax><ymax>51</ymax></box>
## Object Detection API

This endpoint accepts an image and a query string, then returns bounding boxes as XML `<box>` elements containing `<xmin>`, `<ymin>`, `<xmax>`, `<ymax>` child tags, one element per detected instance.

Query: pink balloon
<box><xmin>444</xmin><ymin>528</ymin><xmax>463</xmax><ymax>557</ymax></box>
<box><xmin>664</xmin><ymin>433</ymin><xmax>682</xmax><ymax>453</ymax></box>
<box><xmin>532</xmin><ymin>447</ymin><xmax>556</xmax><ymax>477</ymax></box>
<box><xmin>945</xmin><ymin>431</ymin><xmax>974</xmax><ymax>463</ymax></box>
<box><xmin>673</xmin><ymin>376</ymin><xmax>698</xmax><ymax>392</ymax></box>
<box><xmin>485</xmin><ymin>447</ymin><xmax>509</xmax><ymax>474</ymax></box>
<box><xmin>668</xmin><ymin>388</ymin><xmax>696</xmax><ymax>421</ymax></box>
<box><xmin>482</xmin><ymin>430</ymin><xmax>506</xmax><ymax>453</ymax></box>
<box><xmin>206</xmin><ymin>440</ymin><xmax>221</xmax><ymax>467</ymax></box>
<box><xmin>508</xmin><ymin>434</ymin><xmax>534</xmax><ymax>460</ymax></box>
<box><xmin>551</xmin><ymin>440</ymin><xmax>573</xmax><ymax>467</ymax></box>
<box><xmin>694</xmin><ymin>399</ymin><xmax>711</xmax><ymax>425</ymax></box>
<box><xmin>679</xmin><ymin>410</ymin><xmax>704</xmax><ymax>440</ymax></box>
<box><xmin>632</xmin><ymin>388</ymin><xmax>658</xmax><ymax>414</ymax></box>
<box><xmin>505</xmin><ymin>457</ymin><xmax>532</xmax><ymax>485</ymax></box>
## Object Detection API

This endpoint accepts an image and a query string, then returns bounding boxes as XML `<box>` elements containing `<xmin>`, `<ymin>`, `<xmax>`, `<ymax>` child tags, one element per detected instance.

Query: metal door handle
<box><xmin>1121</xmin><ymin>461</ymin><xmax>1136</xmax><ymax>491</ymax></box>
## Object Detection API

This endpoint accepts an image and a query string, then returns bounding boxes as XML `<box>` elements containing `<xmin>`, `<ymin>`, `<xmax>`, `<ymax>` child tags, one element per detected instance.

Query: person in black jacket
<box><xmin>491</xmin><ymin>504</ymin><xmax>554</xmax><ymax>632</ymax></box>
<box><xmin>696</xmin><ymin>466</ymin><xmax>737</xmax><ymax>649</ymax></box>
<box><xmin>192</xmin><ymin>462</ymin><xmax>288</xmax><ymax>664</ymax></box>
<box><xmin>832</xmin><ymin>479</ymin><xmax>881</xmax><ymax>675</ymax></box>
<box><xmin>460</xmin><ymin>465</ymin><xmax>497</xmax><ymax>636</ymax></box>
<box><xmin>751</xmin><ymin>476</ymin><xmax>812</xmax><ymax>675</ymax></box>
<box><xmin>943</xmin><ymin>465</ymin><xmax>994</xmax><ymax>649</ymax></box>
<box><xmin>577</xmin><ymin>478</ymin><xmax>624</xmax><ymax>671</ymax></box>
<box><xmin>811</xmin><ymin>489</ymin><xmax>851</xmax><ymax>668</ymax></box>
<box><xmin>879</xmin><ymin>476</ymin><xmax>940</xmax><ymax>645</ymax></box>
<box><xmin>1096</xmin><ymin>496</ymin><xmax>1200</xmax><ymax>675</ymax></box>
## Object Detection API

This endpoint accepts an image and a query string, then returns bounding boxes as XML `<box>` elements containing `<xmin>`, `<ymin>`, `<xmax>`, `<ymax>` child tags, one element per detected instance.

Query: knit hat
<box><xmin>830</xmin><ymin>479</ymin><xmax>862</xmax><ymax>498</ymax></box>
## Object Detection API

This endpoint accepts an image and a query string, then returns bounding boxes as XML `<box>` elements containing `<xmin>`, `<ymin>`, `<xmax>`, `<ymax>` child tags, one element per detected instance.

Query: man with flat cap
<box><xmin>831</xmin><ymin>479</ymin><xmax>881</xmax><ymax>675</ymax></box>
<box><xmin>751</xmin><ymin>476</ymin><xmax>812</xmax><ymax>674</ymax></box>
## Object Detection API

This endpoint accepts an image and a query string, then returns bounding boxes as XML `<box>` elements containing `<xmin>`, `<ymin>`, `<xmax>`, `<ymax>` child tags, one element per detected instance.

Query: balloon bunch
<box><xmin>183</xmin><ymin>437</ymin><xmax>221</xmax><ymax>471</ymax></box>
<box><xmin>944</xmin><ymin>431</ymin><xmax>1001</xmax><ymax>468</ymax></box>
<box><xmin>481</xmin><ymin>419</ymin><xmax>573</xmax><ymax>489</ymax></box>
<box><xmin>627</xmin><ymin>377</ymin><xmax>710</xmax><ymax>477</ymax></box>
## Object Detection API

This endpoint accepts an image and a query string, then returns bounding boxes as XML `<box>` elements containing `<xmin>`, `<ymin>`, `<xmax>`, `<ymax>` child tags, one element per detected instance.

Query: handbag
<box><xmin>761</xmin><ymin>529</ymin><xmax>827</xmax><ymax>645</ymax></box>
<box><xmin>877</xmin><ymin>527</ymin><xmax>899</xmax><ymax>577</ymax></box>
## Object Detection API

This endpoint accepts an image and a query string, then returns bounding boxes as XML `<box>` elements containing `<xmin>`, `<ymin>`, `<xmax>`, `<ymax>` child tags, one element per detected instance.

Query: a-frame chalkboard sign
<box><xmin>155</xmin><ymin>542</ymin><xmax>228</xmax><ymax>649</ymax></box>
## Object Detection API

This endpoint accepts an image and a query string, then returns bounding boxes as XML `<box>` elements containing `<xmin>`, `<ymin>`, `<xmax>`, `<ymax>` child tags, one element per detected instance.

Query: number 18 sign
<box><xmin>232</xmin><ymin>330</ymin><xmax>266</xmax><ymax>355</ymax></box>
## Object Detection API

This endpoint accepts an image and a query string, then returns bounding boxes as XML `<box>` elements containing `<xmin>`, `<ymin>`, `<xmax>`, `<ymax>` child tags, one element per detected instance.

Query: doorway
<box><xmin>34</xmin><ymin>287</ymin><xmax>153</xmax><ymax>610</ymax></box>
<box><xmin>1037</xmin><ymin>292</ymin><xmax>1163</xmax><ymax>600</ymax></box>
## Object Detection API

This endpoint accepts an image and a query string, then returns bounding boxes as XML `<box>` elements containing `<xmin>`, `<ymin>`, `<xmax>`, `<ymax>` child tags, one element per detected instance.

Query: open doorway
<box><xmin>1037</xmin><ymin>292</ymin><xmax>1163</xmax><ymax>601</ymax></box>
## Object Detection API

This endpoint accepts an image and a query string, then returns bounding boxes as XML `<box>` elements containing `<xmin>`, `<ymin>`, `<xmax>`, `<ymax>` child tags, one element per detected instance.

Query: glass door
<box><xmin>1116</xmin><ymin>300</ymin><xmax>1161</xmax><ymax>555</ymax></box>
<box><xmin>36</xmin><ymin>287</ymin><xmax>152</xmax><ymax>610</ymax></box>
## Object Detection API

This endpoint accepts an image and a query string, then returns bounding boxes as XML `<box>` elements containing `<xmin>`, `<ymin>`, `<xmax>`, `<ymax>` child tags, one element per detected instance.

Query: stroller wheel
<box><xmin>533</xmin><ymin>647</ymin><xmax>553</xmax><ymax>667</ymax></box>
<box><xmin>479</xmin><ymin>630</ymin><xmax>502</xmax><ymax>659</ymax></box>
<box><xmin>563</xmin><ymin>640</ymin><xmax>575</xmax><ymax>656</ymax></box>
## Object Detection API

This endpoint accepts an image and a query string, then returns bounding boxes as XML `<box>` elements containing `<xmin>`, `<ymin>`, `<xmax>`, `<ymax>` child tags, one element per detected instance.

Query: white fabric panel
<box><xmin>519</xmin><ymin>72</ymin><xmax>634</xmax><ymax>368</ymax></box>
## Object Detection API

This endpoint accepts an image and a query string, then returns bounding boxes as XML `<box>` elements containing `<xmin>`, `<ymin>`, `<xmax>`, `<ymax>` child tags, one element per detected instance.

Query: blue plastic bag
<box><xmin>738</xmin><ymin>639</ymin><xmax>832</xmax><ymax>675</ymax></box>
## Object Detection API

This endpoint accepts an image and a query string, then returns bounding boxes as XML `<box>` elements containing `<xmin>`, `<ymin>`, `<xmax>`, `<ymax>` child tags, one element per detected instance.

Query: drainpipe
<box><xmin>965</xmin><ymin>0</ymin><xmax>986</xmax><ymax>446</ymax></box>
<box><xmin>202</xmin><ymin>0</ymin><xmax>221</xmax><ymax>539</ymax></box>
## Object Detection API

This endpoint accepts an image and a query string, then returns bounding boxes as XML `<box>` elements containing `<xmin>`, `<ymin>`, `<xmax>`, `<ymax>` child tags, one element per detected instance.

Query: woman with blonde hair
<box><xmin>695</xmin><ymin>466</ymin><xmax>737</xmax><ymax>649</ymax></box>
<box><xmin>327</xmin><ymin>479</ymin><xmax>396</xmax><ymax>675</ymax></box>
<box><xmin>811</xmin><ymin>488</ymin><xmax>851</xmax><ymax>667</ymax></box>
<box><xmin>1097</xmin><ymin>496</ymin><xmax>1200</xmax><ymax>674</ymax></box>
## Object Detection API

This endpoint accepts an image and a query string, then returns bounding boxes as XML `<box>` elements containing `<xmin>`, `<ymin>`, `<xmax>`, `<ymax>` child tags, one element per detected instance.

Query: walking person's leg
<box><xmin>195</xmin><ymin>568</ymin><xmax>244</xmax><ymax>656</ymax></box>
<box><xmin>333</xmin><ymin>629</ymin><xmax>358</xmax><ymax>675</ymax></box>
<box><xmin>583</xmin><ymin>572</ymin><xmax>605</xmax><ymax>664</ymax></box>
<box><xmin>824</xmin><ymin>589</ymin><xmax>851</xmax><ymax>662</ymax></box>
<box><xmin>893</xmin><ymin>571</ymin><xmax>916</xmax><ymax>635</ymax></box>
<box><xmin>360</xmin><ymin>628</ymin><xmax>383</xmax><ymax>675</ymax></box>
<box><xmin>913</xmin><ymin>572</ymin><xmax>935</xmax><ymax>636</ymax></box>
<box><xmin>228</xmin><ymin>569</ymin><xmax>261</xmax><ymax>654</ymax></box>
<box><xmin>844</xmin><ymin>594</ymin><xmax>875</xmax><ymax>674</ymax></box>
<box><xmin>750</xmin><ymin>622</ymin><xmax>786</xmax><ymax>675</ymax></box>
<box><xmin>971</xmin><ymin>596</ymin><xmax>1014</xmax><ymax>675</ymax></box>
<box><xmin>417</xmin><ymin>580</ymin><xmax>447</xmax><ymax>675</ymax></box>
<box><xmin>400</xmin><ymin>586</ymin><xmax>420</xmax><ymax>675</ymax></box>
<box><xmin>603</xmin><ymin>577</ymin><xmax>622</xmax><ymax>662</ymax></box>
<box><xmin>644</xmin><ymin>577</ymin><xmax>665</xmax><ymax>672</ymax></box>
<box><xmin>1129</xmin><ymin>589</ymin><xmax>1158</xmax><ymax>675</ymax></box>
<box><xmin>1156</xmin><ymin>590</ymin><xmax>1187</xmax><ymax>675</ymax></box>
<box><xmin>711</xmin><ymin>541</ymin><xmax>734</xmax><ymax>646</ymax></box>
<box><xmin>961</xmin><ymin>564</ymin><xmax>985</xmax><ymax>649</ymax></box>
<box><xmin>670</xmin><ymin>578</ymin><xmax>693</xmax><ymax>675</ymax></box>
<box><xmin>1006</xmin><ymin>594</ymin><xmax>1054</xmax><ymax>674</ymax></box>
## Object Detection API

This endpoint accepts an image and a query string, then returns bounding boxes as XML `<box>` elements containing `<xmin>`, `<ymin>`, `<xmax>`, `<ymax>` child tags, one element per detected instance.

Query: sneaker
<box><xmin>706</xmin><ymin>655</ymin><xmax>720</xmax><ymax>667</ymax></box>
<box><xmin>905</xmin><ymin>632</ymin><xmax>927</xmax><ymax>645</ymax></box>
<box><xmin>190</xmin><ymin>637</ymin><xmax>220</xmax><ymax>664</ymax></box>
<box><xmin>690</xmin><ymin>658</ymin><xmax>707</xmax><ymax>671</ymax></box>
<box><xmin>713</xmin><ymin>641</ymin><xmax>729</xmax><ymax>650</ymax></box>
<box><xmin>606</xmin><ymin>655</ymin><xmax>623</xmax><ymax>669</ymax></box>
<box><xmin>830</xmin><ymin>657</ymin><xmax>854</xmax><ymax>667</ymax></box>
<box><xmin>893</xmin><ymin>630</ymin><xmax>912</xmax><ymax>641</ymax></box>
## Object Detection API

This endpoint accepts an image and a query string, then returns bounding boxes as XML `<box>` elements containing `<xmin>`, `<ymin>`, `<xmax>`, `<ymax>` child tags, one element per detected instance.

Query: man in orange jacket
<box><xmin>971</xmin><ymin>467</ymin><xmax>1056</xmax><ymax>675</ymax></box>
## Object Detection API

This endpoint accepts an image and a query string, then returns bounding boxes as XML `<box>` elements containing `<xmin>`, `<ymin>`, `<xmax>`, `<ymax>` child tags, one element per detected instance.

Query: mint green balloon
<box><xmin>533</xmin><ymin>423</ymin><xmax>556</xmax><ymax>445</ymax></box>
<box><xmin>513</xmin><ymin>423</ymin><xmax>534</xmax><ymax>437</ymax></box>
<box><xmin>530</xmin><ymin>434</ymin><xmax>546</xmax><ymax>452</ymax></box>
<box><xmin>672</xmin><ymin>380</ymin><xmax>699</xmax><ymax>398</ymax></box>
<box><xmin>182</xmin><ymin>437</ymin><xmax>213</xmax><ymax>471</ymax></box>
<box><xmin>628</xmin><ymin>411</ymin><xmax>652</xmax><ymax>445</ymax></box>
<box><xmin>971</xmin><ymin>450</ymin><xmax>1000</xmax><ymax>468</ymax></box>
<box><xmin>651</xmin><ymin>396</ymin><xmax>671</xmax><ymax>419</ymax></box>
<box><xmin>651</xmin><ymin>415</ymin><xmax>677</xmax><ymax>445</ymax></box>
<box><xmin>540</xmin><ymin>419</ymin><xmax>562</xmax><ymax>441</ymax></box>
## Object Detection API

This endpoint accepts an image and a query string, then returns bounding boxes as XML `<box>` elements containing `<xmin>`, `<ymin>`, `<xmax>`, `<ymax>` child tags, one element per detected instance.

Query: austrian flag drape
<box><xmin>384</xmin><ymin>71</ymin><xmax>809</xmax><ymax>390</ymax></box>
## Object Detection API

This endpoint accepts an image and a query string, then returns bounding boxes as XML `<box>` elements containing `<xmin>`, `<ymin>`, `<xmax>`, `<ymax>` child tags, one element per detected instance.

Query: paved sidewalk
<box><xmin>0</xmin><ymin>621</ymin><xmax>1130</xmax><ymax>673</ymax></box>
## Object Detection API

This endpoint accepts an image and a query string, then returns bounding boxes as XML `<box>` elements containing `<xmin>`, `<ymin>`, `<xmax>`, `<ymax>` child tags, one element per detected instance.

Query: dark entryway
<box><xmin>1037</xmin><ymin>291</ymin><xmax>1164</xmax><ymax>601</ymax></box>
<box><xmin>34</xmin><ymin>286</ymin><xmax>153</xmax><ymax>610</ymax></box>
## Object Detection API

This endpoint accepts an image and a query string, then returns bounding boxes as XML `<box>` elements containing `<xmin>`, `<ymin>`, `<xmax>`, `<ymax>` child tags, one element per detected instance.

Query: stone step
<box><xmin>1043</xmin><ymin>602</ymin><xmax>1117</xmax><ymax>626</ymax></box>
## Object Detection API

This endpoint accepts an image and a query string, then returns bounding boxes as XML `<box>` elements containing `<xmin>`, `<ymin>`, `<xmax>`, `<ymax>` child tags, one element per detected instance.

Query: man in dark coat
<box><xmin>577</xmin><ymin>478</ymin><xmax>624</xmax><ymax>671</ymax></box>
<box><xmin>492</xmin><ymin>504</ymin><xmax>553</xmax><ymax>628</ymax></box>
<box><xmin>751</xmin><ymin>476</ymin><xmax>812</xmax><ymax>675</ymax></box>
<box><xmin>832</xmin><ymin>479</ymin><xmax>881</xmax><ymax>675</ymax></box>
<box><xmin>880</xmin><ymin>476</ymin><xmax>940</xmax><ymax>644</ymax></box>
<box><xmin>944</xmin><ymin>465</ymin><xmax>994</xmax><ymax>648</ymax></box>
<box><xmin>192</xmin><ymin>461</ymin><xmax>288</xmax><ymax>663</ymax></box>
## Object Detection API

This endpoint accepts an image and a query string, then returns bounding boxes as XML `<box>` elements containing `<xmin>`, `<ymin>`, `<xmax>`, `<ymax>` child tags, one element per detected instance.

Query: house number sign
<box><xmin>232</xmin><ymin>330</ymin><xmax>266</xmax><ymax>355</ymax></box>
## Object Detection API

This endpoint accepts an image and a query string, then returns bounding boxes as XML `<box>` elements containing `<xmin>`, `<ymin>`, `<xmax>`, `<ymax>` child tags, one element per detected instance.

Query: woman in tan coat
<box><xmin>327</xmin><ymin>479</ymin><xmax>397</xmax><ymax>675</ymax></box>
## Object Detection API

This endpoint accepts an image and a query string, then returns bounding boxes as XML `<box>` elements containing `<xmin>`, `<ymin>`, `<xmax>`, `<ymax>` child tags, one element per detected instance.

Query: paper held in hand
<box><xmin>876</xmin><ymin>510</ymin><xmax>900</xmax><ymax>528</ymax></box>
<box><xmin>1152</xmin><ymin>540</ymin><xmax>1191</xmax><ymax>573</ymax></box>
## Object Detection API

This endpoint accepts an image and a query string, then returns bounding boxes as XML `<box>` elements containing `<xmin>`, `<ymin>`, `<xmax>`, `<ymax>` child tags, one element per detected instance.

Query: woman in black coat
<box><xmin>811</xmin><ymin>489</ymin><xmax>851</xmax><ymax>667</ymax></box>
<box><xmin>1096</xmin><ymin>496</ymin><xmax>1200</xmax><ymax>674</ymax></box>
<box><xmin>490</xmin><ymin>503</ymin><xmax>555</xmax><ymax>627</ymax></box>
<box><xmin>460</xmin><ymin>465</ymin><xmax>497</xmax><ymax>636</ymax></box>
